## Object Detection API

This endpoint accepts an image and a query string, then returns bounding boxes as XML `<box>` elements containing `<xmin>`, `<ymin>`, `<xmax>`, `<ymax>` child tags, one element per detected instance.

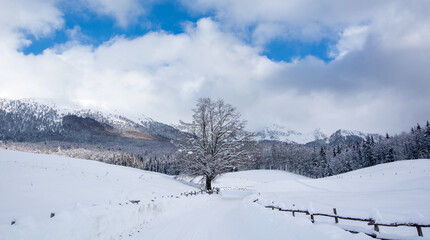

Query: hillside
<box><xmin>0</xmin><ymin>149</ymin><xmax>196</xmax><ymax>240</ymax></box>
<box><xmin>0</xmin><ymin>98</ymin><xmax>178</xmax><ymax>148</ymax></box>
<box><xmin>235</xmin><ymin>160</ymin><xmax>430</xmax><ymax>239</ymax></box>
<box><xmin>215</xmin><ymin>160</ymin><xmax>430</xmax><ymax>224</ymax></box>
<box><xmin>0</xmin><ymin>98</ymin><xmax>182</xmax><ymax>174</ymax></box>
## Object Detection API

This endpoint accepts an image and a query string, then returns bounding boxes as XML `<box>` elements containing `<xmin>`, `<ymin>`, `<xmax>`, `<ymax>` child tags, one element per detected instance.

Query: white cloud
<box><xmin>0</xmin><ymin>0</ymin><xmax>63</xmax><ymax>49</ymax></box>
<box><xmin>371</xmin><ymin>2</ymin><xmax>430</xmax><ymax>51</ymax></box>
<box><xmin>181</xmin><ymin>0</ymin><xmax>384</xmax><ymax>43</ymax></box>
<box><xmin>83</xmin><ymin>0</ymin><xmax>146</xmax><ymax>27</ymax></box>
<box><xmin>181</xmin><ymin>0</ymin><xmax>430</xmax><ymax>52</ymax></box>
<box><xmin>0</xmin><ymin>18</ymin><xmax>278</xmax><ymax>125</ymax></box>
<box><xmin>329</xmin><ymin>25</ymin><xmax>369</xmax><ymax>59</ymax></box>
<box><xmin>252</xmin><ymin>23</ymin><xmax>287</xmax><ymax>45</ymax></box>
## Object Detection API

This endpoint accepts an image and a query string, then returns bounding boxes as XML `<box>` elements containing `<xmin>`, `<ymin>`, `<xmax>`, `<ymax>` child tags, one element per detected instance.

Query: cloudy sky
<box><xmin>1</xmin><ymin>0</ymin><xmax>429</xmax><ymax>134</ymax></box>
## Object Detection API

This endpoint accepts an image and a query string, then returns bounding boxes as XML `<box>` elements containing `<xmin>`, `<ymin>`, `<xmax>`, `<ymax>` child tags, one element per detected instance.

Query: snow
<box><xmin>254</xmin><ymin>124</ymin><xmax>327</xmax><ymax>144</ymax></box>
<box><xmin>254</xmin><ymin>124</ymin><xmax>382</xmax><ymax>145</ymax></box>
<box><xmin>0</xmin><ymin>98</ymin><xmax>158</xmax><ymax>133</ymax></box>
<box><xmin>1</xmin><ymin>149</ymin><xmax>429</xmax><ymax>239</ymax></box>
<box><xmin>213</xmin><ymin>169</ymin><xmax>308</xmax><ymax>188</ymax></box>
<box><xmin>338</xmin><ymin>129</ymin><xmax>367</xmax><ymax>138</ymax></box>
<box><xmin>0</xmin><ymin>149</ymin><xmax>194</xmax><ymax>240</ymax></box>
<box><xmin>135</xmin><ymin>192</ymin><xmax>368</xmax><ymax>240</ymax></box>
<box><xmin>211</xmin><ymin>160</ymin><xmax>430</xmax><ymax>239</ymax></box>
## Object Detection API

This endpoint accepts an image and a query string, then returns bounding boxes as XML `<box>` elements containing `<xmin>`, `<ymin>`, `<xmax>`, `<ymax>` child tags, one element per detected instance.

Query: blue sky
<box><xmin>22</xmin><ymin>0</ymin><xmax>334</xmax><ymax>62</ymax></box>
<box><xmin>1</xmin><ymin>0</ymin><xmax>430</xmax><ymax>134</ymax></box>
<box><xmin>23</xmin><ymin>1</ymin><xmax>198</xmax><ymax>54</ymax></box>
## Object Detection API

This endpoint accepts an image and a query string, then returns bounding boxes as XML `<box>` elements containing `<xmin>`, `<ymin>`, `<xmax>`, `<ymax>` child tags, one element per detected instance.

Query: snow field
<box><xmin>213</xmin><ymin>161</ymin><xmax>430</xmax><ymax>239</ymax></box>
<box><xmin>1</xmin><ymin>148</ymin><xmax>429</xmax><ymax>239</ymax></box>
<box><xmin>126</xmin><ymin>189</ymin><xmax>371</xmax><ymax>240</ymax></box>
<box><xmin>0</xmin><ymin>149</ymin><xmax>195</xmax><ymax>240</ymax></box>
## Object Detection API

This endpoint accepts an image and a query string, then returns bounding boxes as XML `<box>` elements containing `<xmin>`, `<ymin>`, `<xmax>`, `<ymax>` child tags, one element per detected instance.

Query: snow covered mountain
<box><xmin>255</xmin><ymin>124</ymin><xmax>380</xmax><ymax>146</ymax></box>
<box><xmin>0</xmin><ymin>98</ymin><xmax>179</xmax><ymax>142</ymax></box>
<box><xmin>325</xmin><ymin>129</ymin><xmax>380</xmax><ymax>146</ymax></box>
<box><xmin>1</xmin><ymin>98</ymin><xmax>381</xmax><ymax>149</ymax></box>
<box><xmin>254</xmin><ymin>124</ymin><xmax>328</xmax><ymax>144</ymax></box>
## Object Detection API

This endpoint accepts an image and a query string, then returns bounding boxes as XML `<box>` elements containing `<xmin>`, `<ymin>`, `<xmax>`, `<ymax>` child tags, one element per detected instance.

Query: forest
<box><xmin>256</xmin><ymin>122</ymin><xmax>430</xmax><ymax>178</ymax></box>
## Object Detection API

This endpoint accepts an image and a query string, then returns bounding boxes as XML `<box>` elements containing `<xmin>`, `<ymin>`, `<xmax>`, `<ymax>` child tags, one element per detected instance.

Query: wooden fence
<box><xmin>264</xmin><ymin>205</ymin><xmax>429</xmax><ymax>239</ymax></box>
<box><xmin>179</xmin><ymin>188</ymin><xmax>220</xmax><ymax>197</ymax></box>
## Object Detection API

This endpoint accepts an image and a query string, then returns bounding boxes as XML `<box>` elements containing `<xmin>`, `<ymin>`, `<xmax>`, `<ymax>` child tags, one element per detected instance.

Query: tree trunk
<box><xmin>205</xmin><ymin>175</ymin><xmax>212</xmax><ymax>190</ymax></box>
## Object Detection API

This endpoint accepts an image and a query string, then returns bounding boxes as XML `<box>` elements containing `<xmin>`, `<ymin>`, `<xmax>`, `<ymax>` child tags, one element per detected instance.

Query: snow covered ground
<box><xmin>1</xmin><ymin>149</ymin><xmax>429</xmax><ymax>240</ymax></box>
<box><xmin>213</xmin><ymin>162</ymin><xmax>430</xmax><ymax>239</ymax></box>
<box><xmin>0</xmin><ymin>149</ymin><xmax>194</xmax><ymax>240</ymax></box>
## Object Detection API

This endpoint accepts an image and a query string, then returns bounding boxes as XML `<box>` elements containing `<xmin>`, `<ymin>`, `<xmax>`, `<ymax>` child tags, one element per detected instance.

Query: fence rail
<box><xmin>265</xmin><ymin>205</ymin><xmax>428</xmax><ymax>238</ymax></box>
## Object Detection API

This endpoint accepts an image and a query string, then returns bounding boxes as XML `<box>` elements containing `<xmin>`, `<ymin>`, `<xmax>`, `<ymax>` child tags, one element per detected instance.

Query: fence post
<box><xmin>292</xmin><ymin>211</ymin><xmax>295</xmax><ymax>217</ymax></box>
<box><xmin>333</xmin><ymin>208</ymin><xmax>339</xmax><ymax>224</ymax></box>
<box><xmin>417</xmin><ymin>226</ymin><xmax>423</xmax><ymax>237</ymax></box>
<box><xmin>374</xmin><ymin>224</ymin><xmax>379</xmax><ymax>232</ymax></box>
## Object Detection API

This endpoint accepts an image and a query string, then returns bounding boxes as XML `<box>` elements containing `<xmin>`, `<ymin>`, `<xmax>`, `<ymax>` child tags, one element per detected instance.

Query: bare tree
<box><xmin>177</xmin><ymin>98</ymin><xmax>253</xmax><ymax>190</ymax></box>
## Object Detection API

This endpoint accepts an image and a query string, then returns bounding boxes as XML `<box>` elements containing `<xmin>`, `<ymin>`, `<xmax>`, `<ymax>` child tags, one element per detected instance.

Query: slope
<box><xmin>0</xmin><ymin>149</ymin><xmax>195</xmax><ymax>240</ymax></box>
<box><xmin>221</xmin><ymin>161</ymin><xmax>430</xmax><ymax>239</ymax></box>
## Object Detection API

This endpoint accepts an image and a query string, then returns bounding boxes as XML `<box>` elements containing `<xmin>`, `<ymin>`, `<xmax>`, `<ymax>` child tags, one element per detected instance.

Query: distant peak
<box><xmin>138</xmin><ymin>114</ymin><xmax>154</xmax><ymax>123</ymax></box>
<box><xmin>332</xmin><ymin>129</ymin><xmax>367</xmax><ymax>138</ymax></box>
<box><xmin>256</xmin><ymin>125</ymin><xmax>326</xmax><ymax>144</ymax></box>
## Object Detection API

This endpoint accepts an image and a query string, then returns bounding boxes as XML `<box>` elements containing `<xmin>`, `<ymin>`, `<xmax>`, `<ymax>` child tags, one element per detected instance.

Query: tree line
<box><xmin>257</xmin><ymin>122</ymin><xmax>430</xmax><ymax>178</ymax></box>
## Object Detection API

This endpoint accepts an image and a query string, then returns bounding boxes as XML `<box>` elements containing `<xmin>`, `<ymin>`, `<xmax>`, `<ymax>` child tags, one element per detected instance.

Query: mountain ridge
<box><xmin>255</xmin><ymin>124</ymin><xmax>382</xmax><ymax>146</ymax></box>
<box><xmin>1</xmin><ymin>98</ymin><xmax>382</xmax><ymax>147</ymax></box>
<box><xmin>0</xmin><ymin>98</ymin><xmax>179</xmax><ymax>142</ymax></box>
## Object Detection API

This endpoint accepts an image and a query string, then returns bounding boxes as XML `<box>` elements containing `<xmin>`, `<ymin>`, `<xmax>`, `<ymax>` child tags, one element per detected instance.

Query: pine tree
<box><xmin>319</xmin><ymin>147</ymin><xmax>332</xmax><ymax>177</ymax></box>
<box><xmin>426</xmin><ymin>121</ymin><xmax>430</xmax><ymax>158</ymax></box>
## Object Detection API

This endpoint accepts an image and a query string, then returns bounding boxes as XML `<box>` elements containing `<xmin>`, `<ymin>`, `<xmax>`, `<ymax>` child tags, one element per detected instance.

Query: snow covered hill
<box><xmin>1</xmin><ymin>149</ymin><xmax>429</xmax><ymax>240</ymax></box>
<box><xmin>0</xmin><ymin>149</ymin><xmax>195</xmax><ymax>240</ymax></box>
<box><xmin>213</xmin><ymin>161</ymin><xmax>430</xmax><ymax>239</ymax></box>
<box><xmin>216</xmin><ymin>161</ymin><xmax>430</xmax><ymax>223</ymax></box>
